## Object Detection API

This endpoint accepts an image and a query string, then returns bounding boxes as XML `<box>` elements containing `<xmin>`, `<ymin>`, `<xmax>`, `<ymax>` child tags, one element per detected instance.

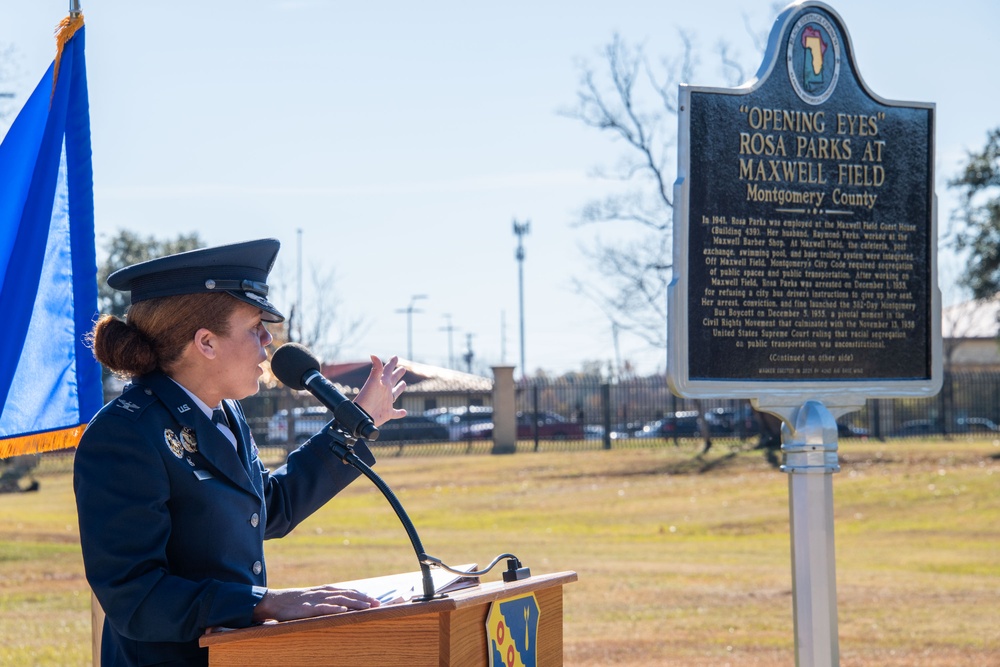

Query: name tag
<box><xmin>193</xmin><ymin>470</ymin><xmax>214</xmax><ymax>481</ymax></box>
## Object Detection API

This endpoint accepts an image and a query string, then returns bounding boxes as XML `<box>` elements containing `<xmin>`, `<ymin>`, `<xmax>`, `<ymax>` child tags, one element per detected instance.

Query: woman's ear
<box><xmin>191</xmin><ymin>328</ymin><xmax>218</xmax><ymax>360</ymax></box>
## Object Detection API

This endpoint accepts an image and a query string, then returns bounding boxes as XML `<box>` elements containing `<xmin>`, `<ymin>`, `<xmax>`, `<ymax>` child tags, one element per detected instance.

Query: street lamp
<box><xmin>396</xmin><ymin>294</ymin><xmax>427</xmax><ymax>360</ymax></box>
<box><xmin>462</xmin><ymin>333</ymin><xmax>475</xmax><ymax>373</ymax></box>
<box><xmin>513</xmin><ymin>219</ymin><xmax>530</xmax><ymax>379</ymax></box>
<box><xmin>296</xmin><ymin>229</ymin><xmax>303</xmax><ymax>344</ymax></box>
<box><xmin>440</xmin><ymin>314</ymin><xmax>458</xmax><ymax>369</ymax></box>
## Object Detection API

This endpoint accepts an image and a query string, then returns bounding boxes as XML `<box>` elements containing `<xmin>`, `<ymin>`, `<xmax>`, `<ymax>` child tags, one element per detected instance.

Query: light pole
<box><xmin>296</xmin><ymin>229</ymin><xmax>303</xmax><ymax>344</ymax></box>
<box><xmin>612</xmin><ymin>320</ymin><xmax>622</xmax><ymax>380</ymax></box>
<box><xmin>462</xmin><ymin>333</ymin><xmax>475</xmax><ymax>373</ymax></box>
<box><xmin>513</xmin><ymin>219</ymin><xmax>530</xmax><ymax>379</ymax></box>
<box><xmin>440</xmin><ymin>314</ymin><xmax>458</xmax><ymax>369</ymax></box>
<box><xmin>396</xmin><ymin>294</ymin><xmax>427</xmax><ymax>360</ymax></box>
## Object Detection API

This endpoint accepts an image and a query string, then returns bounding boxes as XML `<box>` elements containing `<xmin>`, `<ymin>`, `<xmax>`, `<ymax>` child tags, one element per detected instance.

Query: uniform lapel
<box><xmin>139</xmin><ymin>373</ymin><xmax>259</xmax><ymax>498</ymax></box>
<box><xmin>226</xmin><ymin>402</ymin><xmax>265</xmax><ymax>497</ymax></box>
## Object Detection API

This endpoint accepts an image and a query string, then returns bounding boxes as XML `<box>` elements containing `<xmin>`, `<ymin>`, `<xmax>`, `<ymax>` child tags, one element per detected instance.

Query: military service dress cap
<box><xmin>107</xmin><ymin>238</ymin><xmax>285</xmax><ymax>322</ymax></box>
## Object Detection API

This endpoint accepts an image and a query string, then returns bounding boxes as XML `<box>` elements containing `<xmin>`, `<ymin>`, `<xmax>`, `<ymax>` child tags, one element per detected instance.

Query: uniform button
<box><xmin>252</xmin><ymin>561</ymin><xmax>262</xmax><ymax>575</ymax></box>
<box><xmin>144</xmin><ymin>389</ymin><xmax>152</xmax><ymax>395</ymax></box>
<box><xmin>250</xmin><ymin>513</ymin><xmax>260</xmax><ymax>527</ymax></box>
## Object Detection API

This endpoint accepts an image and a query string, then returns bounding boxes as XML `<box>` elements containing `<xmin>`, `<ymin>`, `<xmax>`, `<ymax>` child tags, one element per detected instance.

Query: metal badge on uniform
<box><xmin>180</xmin><ymin>427</ymin><xmax>198</xmax><ymax>453</ymax></box>
<box><xmin>164</xmin><ymin>429</ymin><xmax>183</xmax><ymax>458</ymax></box>
<box><xmin>177</xmin><ymin>404</ymin><xmax>192</xmax><ymax>414</ymax></box>
<box><xmin>117</xmin><ymin>399</ymin><xmax>140</xmax><ymax>413</ymax></box>
<box><xmin>249</xmin><ymin>434</ymin><xmax>259</xmax><ymax>459</ymax></box>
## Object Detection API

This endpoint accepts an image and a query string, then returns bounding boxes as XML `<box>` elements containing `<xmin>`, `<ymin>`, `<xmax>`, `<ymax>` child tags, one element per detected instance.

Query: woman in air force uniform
<box><xmin>74</xmin><ymin>238</ymin><xmax>406</xmax><ymax>666</ymax></box>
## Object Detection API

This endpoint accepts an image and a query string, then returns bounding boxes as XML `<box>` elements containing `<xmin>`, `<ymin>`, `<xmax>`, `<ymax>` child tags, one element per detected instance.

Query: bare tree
<box><xmin>562</xmin><ymin>33</ymin><xmax>693</xmax><ymax>350</ymax></box>
<box><xmin>562</xmin><ymin>8</ymin><xmax>778</xmax><ymax>351</ymax></box>
<box><xmin>563</xmin><ymin>14</ymin><xmax>778</xmax><ymax>456</ymax></box>
<box><xmin>269</xmin><ymin>260</ymin><xmax>368</xmax><ymax>363</ymax></box>
<box><xmin>571</xmin><ymin>235</ymin><xmax>672</xmax><ymax>350</ymax></box>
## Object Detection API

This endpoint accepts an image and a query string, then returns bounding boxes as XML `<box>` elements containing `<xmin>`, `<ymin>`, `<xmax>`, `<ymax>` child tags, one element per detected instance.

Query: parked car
<box><xmin>424</xmin><ymin>406</ymin><xmax>494</xmax><ymax>441</ymax></box>
<box><xmin>267</xmin><ymin>406</ymin><xmax>331</xmax><ymax>445</ymax></box>
<box><xmin>837</xmin><ymin>421</ymin><xmax>869</xmax><ymax>439</ymax></box>
<box><xmin>609</xmin><ymin>422</ymin><xmax>647</xmax><ymax>440</ymax></box>
<box><xmin>891</xmin><ymin>417</ymin><xmax>1000</xmax><ymax>438</ymax></box>
<box><xmin>456</xmin><ymin>420</ymin><xmax>495</xmax><ymax>440</ymax></box>
<box><xmin>433</xmin><ymin>408</ymin><xmax>586</xmax><ymax>440</ymax></box>
<box><xmin>634</xmin><ymin>411</ymin><xmax>702</xmax><ymax>438</ymax></box>
<box><xmin>893</xmin><ymin>419</ymin><xmax>940</xmax><ymax>438</ymax></box>
<box><xmin>373</xmin><ymin>415</ymin><xmax>449</xmax><ymax>442</ymax></box>
<box><xmin>515</xmin><ymin>411</ymin><xmax>585</xmax><ymax>440</ymax></box>
<box><xmin>954</xmin><ymin>417</ymin><xmax>1000</xmax><ymax>434</ymax></box>
<box><xmin>270</xmin><ymin>407</ymin><xmax>450</xmax><ymax>445</ymax></box>
<box><xmin>703</xmin><ymin>406</ymin><xmax>761</xmax><ymax>438</ymax></box>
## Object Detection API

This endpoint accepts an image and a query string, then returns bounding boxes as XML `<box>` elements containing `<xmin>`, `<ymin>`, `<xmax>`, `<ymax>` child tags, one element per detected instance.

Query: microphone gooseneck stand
<box><xmin>324</xmin><ymin>423</ymin><xmax>441</xmax><ymax>602</ymax></box>
<box><xmin>322</xmin><ymin>422</ymin><xmax>532</xmax><ymax>602</ymax></box>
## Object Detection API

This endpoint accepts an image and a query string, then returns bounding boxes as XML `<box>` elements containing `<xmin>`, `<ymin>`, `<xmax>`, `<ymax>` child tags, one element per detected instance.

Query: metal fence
<box><xmin>238</xmin><ymin>370</ymin><xmax>1000</xmax><ymax>456</ymax></box>
<box><xmin>20</xmin><ymin>370</ymin><xmax>1000</xmax><ymax>478</ymax></box>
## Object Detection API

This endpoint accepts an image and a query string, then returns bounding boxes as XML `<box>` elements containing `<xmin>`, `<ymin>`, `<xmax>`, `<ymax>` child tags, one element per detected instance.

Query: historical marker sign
<box><xmin>668</xmin><ymin>0</ymin><xmax>941</xmax><ymax>401</ymax></box>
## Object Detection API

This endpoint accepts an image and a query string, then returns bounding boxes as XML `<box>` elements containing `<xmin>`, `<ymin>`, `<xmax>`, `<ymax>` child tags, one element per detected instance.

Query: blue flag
<box><xmin>0</xmin><ymin>17</ymin><xmax>102</xmax><ymax>457</ymax></box>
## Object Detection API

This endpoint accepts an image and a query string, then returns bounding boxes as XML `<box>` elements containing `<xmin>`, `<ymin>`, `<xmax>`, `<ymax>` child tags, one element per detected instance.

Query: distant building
<box><xmin>323</xmin><ymin>359</ymin><xmax>493</xmax><ymax>414</ymax></box>
<box><xmin>942</xmin><ymin>295</ymin><xmax>1000</xmax><ymax>371</ymax></box>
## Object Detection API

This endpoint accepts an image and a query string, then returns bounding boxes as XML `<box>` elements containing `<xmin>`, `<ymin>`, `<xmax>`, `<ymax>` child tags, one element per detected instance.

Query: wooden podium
<box><xmin>200</xmin><ymin>571</ymin><xmax>577</xmax><ymax>666</ymax></box>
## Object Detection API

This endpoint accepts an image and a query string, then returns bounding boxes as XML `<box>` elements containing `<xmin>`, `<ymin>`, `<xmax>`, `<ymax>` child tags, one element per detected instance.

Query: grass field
<box><xmin>1</xmin><ymin>437</ymin><xmax>998</xmax><ymax>665</ymax></box>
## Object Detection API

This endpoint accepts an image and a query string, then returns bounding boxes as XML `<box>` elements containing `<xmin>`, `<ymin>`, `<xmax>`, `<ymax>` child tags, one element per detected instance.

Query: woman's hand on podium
<box><xmin>252</xmin><ymin>585</ymin><xmax>381</xmax><ymax>623</ymax></box>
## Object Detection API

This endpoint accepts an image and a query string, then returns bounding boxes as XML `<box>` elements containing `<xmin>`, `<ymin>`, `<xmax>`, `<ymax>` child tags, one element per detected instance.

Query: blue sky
<box><xmin>2</xmin><ymin>1</ymin><xmax>996</xmax><ymax>376</ymax></box>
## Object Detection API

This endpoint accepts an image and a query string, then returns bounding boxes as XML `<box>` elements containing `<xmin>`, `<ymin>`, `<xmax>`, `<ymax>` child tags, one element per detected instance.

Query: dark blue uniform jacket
<box><xmin>74</xmin><ymin>371</ymin><xmax>375</xmax><ymax>666</ymax></box>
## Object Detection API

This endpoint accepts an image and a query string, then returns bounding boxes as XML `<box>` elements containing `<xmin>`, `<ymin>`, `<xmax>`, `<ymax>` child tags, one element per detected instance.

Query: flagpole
<box><xmin>62</xmin><ymin>5</ymin><xmax>95</xmax><ymax>661</ymax></box>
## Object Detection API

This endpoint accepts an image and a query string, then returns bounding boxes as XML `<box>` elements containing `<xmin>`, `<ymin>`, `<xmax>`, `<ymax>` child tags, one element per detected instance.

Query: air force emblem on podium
<box><xmin>486</xmin><ymin>592</ymin><xmax>539</xmax><ymax>667</ymax></box>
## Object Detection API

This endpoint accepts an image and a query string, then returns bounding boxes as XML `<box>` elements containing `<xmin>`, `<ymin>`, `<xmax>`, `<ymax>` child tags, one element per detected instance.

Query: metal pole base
<box><xmin>780</xmin><ymin>399</ymin><xmax>842</xmax><ymax>667</ymax></box>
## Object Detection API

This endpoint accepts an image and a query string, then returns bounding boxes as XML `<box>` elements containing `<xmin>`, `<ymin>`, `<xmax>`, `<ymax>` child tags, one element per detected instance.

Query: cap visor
<box><xmin>229</xmin><ymin>292</ymin><xmax>285</xmax><ymax>323</ymax></box>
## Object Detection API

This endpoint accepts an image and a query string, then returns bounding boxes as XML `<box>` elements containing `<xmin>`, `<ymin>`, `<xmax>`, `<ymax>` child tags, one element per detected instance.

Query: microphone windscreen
<box><xmin>270</xmin><ymin>343</ymin><xmax>320</xmax><ymax>391</ymax></box>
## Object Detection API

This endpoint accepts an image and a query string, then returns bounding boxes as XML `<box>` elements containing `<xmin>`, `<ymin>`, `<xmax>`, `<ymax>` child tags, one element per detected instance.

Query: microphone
<box><xmin>319</xmin><ymin>426</ymin><xmax>440</xmax><ymax>602</ymax></box>
<box><xmin>320</xmin><ymin>426</ymin><xmax>527</xmax><ymax>603</ymax></box>
<box><xmin>270</xmin><ymin>343</ymin><xmax>379</xmax><ymax>441</ymax></box>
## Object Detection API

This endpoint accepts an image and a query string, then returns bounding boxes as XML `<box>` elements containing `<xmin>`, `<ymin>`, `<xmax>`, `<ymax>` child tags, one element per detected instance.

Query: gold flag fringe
<box><xmin>0</xmin><ymin>425</ymin><xmax>86</xmax><ymax>459</ymax></box>
<box><xmin>52</xmin><ymin>13</ymin><xmax>84</xmax><ymax>100</ymax></box>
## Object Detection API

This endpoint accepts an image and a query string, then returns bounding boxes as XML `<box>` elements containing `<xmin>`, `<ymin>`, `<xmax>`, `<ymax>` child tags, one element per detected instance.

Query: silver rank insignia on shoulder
<box><xmin>164</xmin><ymin>429</ymin><xmax>183</xmax><ymax>458</ymax></box>
<box><xmin>117</xmin><ymin>399</ymin><xmax>140</xmax><ymax>413</ymax></box>
<box><xmin>180</xmin><ymin>427</ymin><xmax>198</xmax><ymax>453</ymax></box>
